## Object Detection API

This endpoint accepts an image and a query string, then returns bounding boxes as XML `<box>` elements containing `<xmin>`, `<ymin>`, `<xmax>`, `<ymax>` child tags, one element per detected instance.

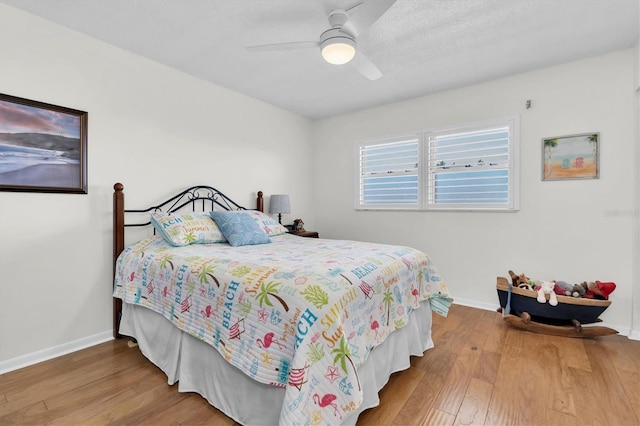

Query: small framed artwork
<box><xmin>542</xmin><ymin>132</ymin><xmax>599</xmax><ymax>181</ymax></box>
<box><xmin>0</xmin><ymin>93</ymin><xmax>88</xmax><ymax>193</ymax></box>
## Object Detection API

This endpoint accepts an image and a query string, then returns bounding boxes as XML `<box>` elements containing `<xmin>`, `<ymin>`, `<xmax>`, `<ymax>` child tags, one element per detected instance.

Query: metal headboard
<box><xmin>123</xmin><ymin>184</ymin><xmax>251</xmax><ymax>228</ymax></box>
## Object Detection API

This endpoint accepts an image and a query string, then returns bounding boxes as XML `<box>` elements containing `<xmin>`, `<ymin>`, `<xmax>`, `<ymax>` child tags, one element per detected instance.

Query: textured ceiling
<box><xmin>3</xmin><ymin>0</ymin><xmax>639</xmax><ymax>119</ymax></box>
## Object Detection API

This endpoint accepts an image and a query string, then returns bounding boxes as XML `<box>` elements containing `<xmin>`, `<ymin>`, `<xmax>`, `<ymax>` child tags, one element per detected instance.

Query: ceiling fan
<box><xmin>246</xmin><ymin>0</ymin><xmax>397</xmax><ymax>81</ymax></box>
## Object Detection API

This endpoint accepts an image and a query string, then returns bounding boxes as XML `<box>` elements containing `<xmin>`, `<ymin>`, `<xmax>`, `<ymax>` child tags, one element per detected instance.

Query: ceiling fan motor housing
<box><xmin>328</xmin><ymin>8</ymin><xmax>349</xmax><ymax>28</ymax></box>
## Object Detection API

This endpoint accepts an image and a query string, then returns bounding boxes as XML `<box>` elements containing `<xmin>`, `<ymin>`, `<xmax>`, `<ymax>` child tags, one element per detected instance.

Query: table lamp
<box><xmin>269</xmin><ymin>194</ymin><xmax>291</xmax><ymax>224</ymax></box>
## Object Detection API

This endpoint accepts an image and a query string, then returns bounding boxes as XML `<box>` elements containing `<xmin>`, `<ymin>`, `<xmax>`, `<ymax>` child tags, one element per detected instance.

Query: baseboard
<box><xmin>0</xmin><ymin>331</ymin><xmax>113</xmax><ymax>375</ymax></box>
<box><xmin>629</xmin><ymin>329</ymin><xmax>640</xmax><ymax>341</ymax></box>
<box><xmin>452</xmin><ymin>297</ymin><xmax>499</xmax><ymax>313</ymax></box>
<box><xmin>451</xmin><ymin>300</ymin><xmax>638</xmax><ymax>341</ymax></box>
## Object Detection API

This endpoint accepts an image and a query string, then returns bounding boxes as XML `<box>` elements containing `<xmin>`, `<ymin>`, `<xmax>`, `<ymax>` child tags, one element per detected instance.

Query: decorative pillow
<box><xmin>150</xmin><ymin>211</ymin><xmax>226</xmax><ymax>247</ymax></box>
<box><xmin>243</xmin><ymin>210</ymin><xmax>289</xmax><ymax>236</ymax></box>
<box><xmin>210</xmin><ymin>211</ymin><xmax>271</xmax><ymax>247</ymax></box>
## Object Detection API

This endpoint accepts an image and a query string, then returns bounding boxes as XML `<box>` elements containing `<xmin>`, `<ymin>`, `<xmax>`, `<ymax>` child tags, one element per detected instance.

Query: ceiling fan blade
<box><xmin>246</xmin><ymin>41</ymin><xmax>319</xmax><ymax>52</ymax></box>
<box><xmin>342</xmin><ymin>0</ymin><xmax>397</xmax><ymax>38</ymax></box>
<box><xmin>350</xmin><ymin>51</ymin><xmax>382</xmax><ymax>81</ymax></box>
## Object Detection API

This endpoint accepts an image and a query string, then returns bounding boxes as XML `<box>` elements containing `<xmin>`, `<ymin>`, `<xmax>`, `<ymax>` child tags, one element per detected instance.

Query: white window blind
<box><xmin>358</xmin><ymin>137</ymin><xmax>420</xmax><ymax>208</ymax></box>
<box><xmin>355</xmin><ymin>117</ymin><xmax>519</xmax><ymax>211</ymax></box>
<box><xmin>427</xmin><ymin>126</ymin><xmax>512</xmax><ymax>207</ymax></box>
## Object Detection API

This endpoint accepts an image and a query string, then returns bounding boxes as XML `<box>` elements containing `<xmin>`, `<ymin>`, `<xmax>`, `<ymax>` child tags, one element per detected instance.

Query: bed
<box><xmin>112</xmin><ymin>183</ymin><xmax>452</xmax><ymax>425</ymax></box>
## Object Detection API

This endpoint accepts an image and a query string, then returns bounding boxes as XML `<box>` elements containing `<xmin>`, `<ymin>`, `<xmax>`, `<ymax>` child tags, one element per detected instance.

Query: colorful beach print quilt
<box><xmin>113</xmin><ymin>234</ymin><xmax>452</xmax><ymax>425</ymax></box>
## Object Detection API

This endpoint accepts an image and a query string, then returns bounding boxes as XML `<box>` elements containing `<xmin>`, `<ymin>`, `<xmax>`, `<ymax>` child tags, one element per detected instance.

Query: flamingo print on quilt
<box><xmin>113</xmin><ymin>233</ymin><xmax>452</xmax><ymax>425</ymax></box>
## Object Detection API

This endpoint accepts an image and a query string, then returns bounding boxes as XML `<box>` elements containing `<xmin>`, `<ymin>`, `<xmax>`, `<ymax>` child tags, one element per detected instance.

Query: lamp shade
<box><xmin>269</xmin><ymin>194</ymin><xmax>291</xmax><ymax>215</ymax></box>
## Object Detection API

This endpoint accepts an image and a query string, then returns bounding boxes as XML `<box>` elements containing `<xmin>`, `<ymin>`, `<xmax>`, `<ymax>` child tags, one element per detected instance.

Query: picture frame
<box><xmin>541</xmin><ymin>132</ymin><xmax>599</xmax><ymax>181</ymax></box>
<box><xmin>0</xmin><ymin>93</ymin><xmax>88</xmax><ymax>194</ymax></box>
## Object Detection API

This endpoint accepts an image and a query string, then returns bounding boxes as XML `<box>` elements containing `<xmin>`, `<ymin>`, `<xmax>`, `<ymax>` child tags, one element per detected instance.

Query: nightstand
<box><xmin>289</xmin><ymin>230</ymin><xmax>319</xmax><ymax>238</ymax></box>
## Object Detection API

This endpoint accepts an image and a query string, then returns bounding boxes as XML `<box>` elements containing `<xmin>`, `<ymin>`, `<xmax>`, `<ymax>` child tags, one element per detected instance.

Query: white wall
<box><xmin>0</xmin><ymin>4</ymin><xmax>314</xmax><ymax>368</ymax></box>
<box><xmin>313</xmin><ymin>49</ymin><xmax>638</xmax><ymax>335</ymax></box>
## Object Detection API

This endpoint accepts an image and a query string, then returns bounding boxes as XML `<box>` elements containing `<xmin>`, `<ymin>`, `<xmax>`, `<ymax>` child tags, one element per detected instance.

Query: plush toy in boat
<box><xmin>568</xmin><ymin>282</ymin><xmax>587</xmax><ymax>298</ymax></box>
<box><xmin>535</xmin><ymin>280</ymin><xmax>558</xmax><ymax>306</ymax></box>
<box><xmin>508</xmin><ymin>270</ymin><xmax>535</xmax><ymax>291</ymax></box>
<box><xmin>586</xmin><ymin>280</ymin><xmax>616</xmax><ymax>300</ymax></box>
<box><xmin>554</xmin><ymin>280</ymin><xmax>573</xmax><ymax>296</ymax></box>
<box><xmin>508</xmin><ymin>270</ymin><xmax>527</xmax><ymax>285</ymax></box>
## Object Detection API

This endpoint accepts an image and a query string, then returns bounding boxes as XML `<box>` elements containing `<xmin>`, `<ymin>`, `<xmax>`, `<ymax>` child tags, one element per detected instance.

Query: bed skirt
<box><xmin>119</xmin><ymin>302</ymin><xmax>434</xmax><ymax>425</ymax></box>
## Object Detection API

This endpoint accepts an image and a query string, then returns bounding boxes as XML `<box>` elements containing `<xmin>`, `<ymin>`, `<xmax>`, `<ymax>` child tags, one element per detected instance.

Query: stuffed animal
<box><xmin>566</xmin><ymin>282</ymin><xmax>588</xmax><ymax>298</ymax></box>
<box><xmin>536</xmin><ymin>280</ymin><xmax>558</xmax><ymax>306</ymax></box>
<box><xmin>586</xmin><ymin>281</ymin><xmax>616</xmax><ymax>300</ymax></box>
<box><xmin>293</xmin><ymin>218</ymin><xmax>305</xmax><ymax>232</ymax></box>
<box><xmin>508</xmin><ymin>270</ymin><xmax>536</xmax><ymax>291</ymax></box>
<box><xmin>520</xmin><ymin>280</ymin><xmax>536</xmax><ymax>291</ymax></box>
<box><xmin>508</xmin><ymin>270</ymin><xmax>529</xmax><ymax>286</ymax></box>
<box><xmin>554</xmin><ymin>280</ymin><xmax>573</xmax><ymax>296</ymax></box>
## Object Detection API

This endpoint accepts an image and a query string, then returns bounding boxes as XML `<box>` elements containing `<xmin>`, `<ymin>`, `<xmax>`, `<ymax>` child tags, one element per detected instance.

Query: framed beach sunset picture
<box><xmin>0</xmin><ymin>94</ymin><xmax>87</xmax><ymax>193</ymax></box>
<box><xmin>542</xmin><ymin>132</ymin><xmax>599</xmax><ymax>181</ymax></box>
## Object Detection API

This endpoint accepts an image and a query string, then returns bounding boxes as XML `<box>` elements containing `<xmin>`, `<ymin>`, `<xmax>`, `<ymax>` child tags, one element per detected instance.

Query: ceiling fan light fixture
<box><xmin>321</xmin><ymin>37</ymin><xmax>355</xmax><ymax>65</ymax></box>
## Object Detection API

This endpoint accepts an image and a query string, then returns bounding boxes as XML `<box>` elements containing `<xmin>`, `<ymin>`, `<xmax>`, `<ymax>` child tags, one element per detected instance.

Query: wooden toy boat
<box><xmin>496</xmin><ymin>276</ymin><xmax>617</xmax><ymax>337</ymax></box>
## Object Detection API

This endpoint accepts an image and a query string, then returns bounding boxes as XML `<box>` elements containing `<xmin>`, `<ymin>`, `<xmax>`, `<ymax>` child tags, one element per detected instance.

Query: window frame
<box><xmin>355</xmin><ymin>116</ymin><xmax>520</xmax><ymax>212</ymax></box>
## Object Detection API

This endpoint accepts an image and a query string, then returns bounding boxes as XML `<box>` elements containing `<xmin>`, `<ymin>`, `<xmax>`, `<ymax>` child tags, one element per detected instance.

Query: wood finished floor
<box><xmin>1</xmin><ymin>304</ymin><xmax>638</xmax><ymax>425</ymax></box>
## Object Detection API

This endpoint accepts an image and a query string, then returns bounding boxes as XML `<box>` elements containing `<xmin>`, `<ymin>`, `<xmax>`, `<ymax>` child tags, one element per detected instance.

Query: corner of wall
<box><xmin>633</xmin><ymin>37</ymin><xmax>640</xmax><ymax>339</ymax></box>
<box><xmin>636</xmin><ymin>38</ymin><xmax>640</xmax><ymax>91</ymax></box>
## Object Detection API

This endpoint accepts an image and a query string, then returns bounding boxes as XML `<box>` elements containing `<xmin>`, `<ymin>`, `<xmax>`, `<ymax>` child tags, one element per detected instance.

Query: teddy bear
<box><xmin>535</xmin><ymin>280</ymin><xmax>558</xmax><ymax>306</ymax></box>
<box><xmin>568</xmin><ymin>282</ymin><xmax>588</xmax><ymax>298</ymax></box>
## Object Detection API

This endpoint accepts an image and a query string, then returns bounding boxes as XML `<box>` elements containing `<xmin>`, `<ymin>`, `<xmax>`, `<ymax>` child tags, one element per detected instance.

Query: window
<box><xmin>356</xmin><ymin>117</ymin><xmax>519</xmax><ymax>211</ymax></box>
<box><xmin>358</xmin><ymin>136</ymin><xmax>421</xmax><ymax>208</ymax></box>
